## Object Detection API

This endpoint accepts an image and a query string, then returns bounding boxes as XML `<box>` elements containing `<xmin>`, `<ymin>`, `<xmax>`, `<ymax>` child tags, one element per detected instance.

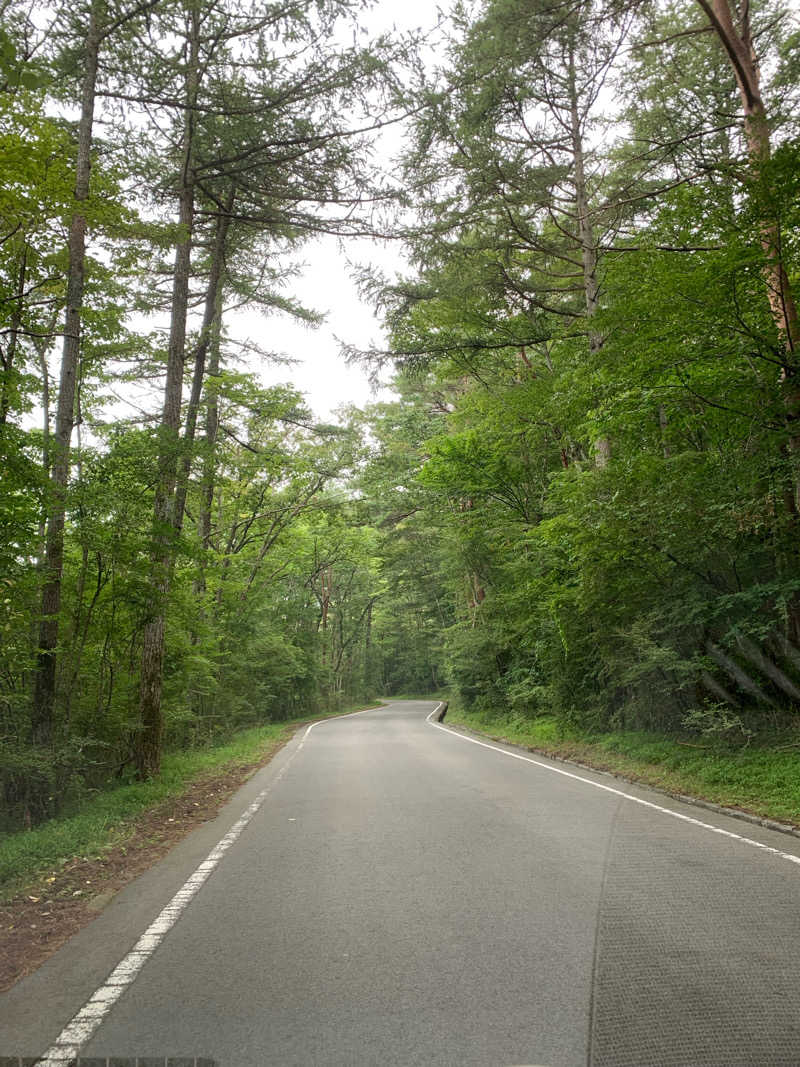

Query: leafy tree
<box><xmin>353</xmin><ymin>0</ymin><xmax>800</xmax><ymax>733</ymax></box>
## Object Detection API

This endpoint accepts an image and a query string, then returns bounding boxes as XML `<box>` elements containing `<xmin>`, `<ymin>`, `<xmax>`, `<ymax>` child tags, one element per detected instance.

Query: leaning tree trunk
<box><xmin>32</xmin><ymin>1</ymin><xmax>102</xmax><ymax>745</ymax></box>
<box><xmin>696</xmin><ymin>0</ymin><xmax>800</xmax><ymax>478</ymax></box>
<box><xmin>136</xmin><ymin>5</ymin><xmax>200</xmax><ymax>778</ymax></box>
<box><xmin>695</xmin><ymin>0</ymin><xmax>800</xmax><ymax>641</ymax></box>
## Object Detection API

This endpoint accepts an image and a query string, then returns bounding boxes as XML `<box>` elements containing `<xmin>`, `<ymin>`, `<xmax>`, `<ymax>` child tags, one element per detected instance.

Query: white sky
<box><xmin>228</xmin><ymin>0</ymin><xmax>443</xmax><ymax>420</ymax></box>
<box><xmin>229</xmin><ymin>235</ymin><xmax>398</xmax><ymax>420</ymax></box>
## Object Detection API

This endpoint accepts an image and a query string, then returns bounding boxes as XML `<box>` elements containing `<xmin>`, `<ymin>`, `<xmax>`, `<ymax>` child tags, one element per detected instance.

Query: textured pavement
<box><xmin>1</xmin><ymin>700</ymin><xmax>800</xmax><ymax>1066</ymax></box>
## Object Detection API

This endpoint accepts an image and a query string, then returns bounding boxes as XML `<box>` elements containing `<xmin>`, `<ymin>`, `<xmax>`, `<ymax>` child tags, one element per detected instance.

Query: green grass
<box><xmin>0</xmin><ymin>701</ymin><xmax>383</xmax><ymax>901</ymax></box>
<box><xmin>444</xmin><ymin>702</ymin><xmax>800</xmax><ymax>826</ymax></box>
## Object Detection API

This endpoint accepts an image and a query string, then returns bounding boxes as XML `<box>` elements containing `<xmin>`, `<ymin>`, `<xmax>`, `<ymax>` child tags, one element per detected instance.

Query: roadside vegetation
<box><xmin>348</xmin><ymin>0</ymin><xmax>800</xmax><ymax>822</ymax></box>
<box><xmin>2</xmin><ymin>0</ymin><xmax>800</xmax><ymax>867</ymax></box>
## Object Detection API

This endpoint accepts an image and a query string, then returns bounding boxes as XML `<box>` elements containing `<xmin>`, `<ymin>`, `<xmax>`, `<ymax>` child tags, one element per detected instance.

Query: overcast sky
<box><xmin>228</xmin><ymin>0</ymin><xmax>444</xmax><ymax>420</ymax></box>
<box><xmin>229</xmin><ymin>234</ymin><xmax>399</xmax><ymax>420</ymax></box>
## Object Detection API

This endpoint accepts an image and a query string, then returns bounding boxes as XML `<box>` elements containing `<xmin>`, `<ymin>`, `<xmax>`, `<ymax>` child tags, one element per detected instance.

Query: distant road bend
<box><xmin>2</xmin><ymin>699</ymin><xmax>800</xmax><ymax>1066</ymax></box>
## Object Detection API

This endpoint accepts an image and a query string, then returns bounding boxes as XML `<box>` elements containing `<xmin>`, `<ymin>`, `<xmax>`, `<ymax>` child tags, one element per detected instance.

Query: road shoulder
<box><xmin>437</xmin><ymin>706</ymin><xmax>800</xmax><ymax>842</ymax></box>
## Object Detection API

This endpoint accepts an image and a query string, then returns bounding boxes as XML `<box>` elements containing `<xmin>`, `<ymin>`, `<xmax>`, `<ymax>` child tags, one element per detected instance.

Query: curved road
<box><xmin>2</xmin><ymin>700</ymin><xmax>800</xmax><ymax>1065</ymax></box>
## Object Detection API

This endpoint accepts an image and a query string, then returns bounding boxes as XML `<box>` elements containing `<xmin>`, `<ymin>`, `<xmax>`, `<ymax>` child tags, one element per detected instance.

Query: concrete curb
<box><xmin>437</xmin><ymin>705</ymin><xmax>800</xmax><ymax>842</ymax></box>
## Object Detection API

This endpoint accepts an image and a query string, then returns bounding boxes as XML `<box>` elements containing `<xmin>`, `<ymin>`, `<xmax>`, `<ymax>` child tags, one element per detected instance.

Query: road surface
<box><xmin>2</xmin><ymin>699</ymin><xmax>800</xmax><ymax>1065</ymax></box>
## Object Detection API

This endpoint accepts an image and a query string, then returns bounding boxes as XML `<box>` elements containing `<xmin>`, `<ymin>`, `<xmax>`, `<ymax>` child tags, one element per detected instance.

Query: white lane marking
<box><xmin>37</xmin><ymin>704</ymin><xmax>384</xmax><ymax>1065</ymax></box>
<box><xmin>426</xmin><ymin>705</ymin><xmax>800</xmax><ymax>868</ymax></box>
<box><xmin>296</xmin><ymin>702</ymin><xmax>381</xmax><ymax>750</ymax></box>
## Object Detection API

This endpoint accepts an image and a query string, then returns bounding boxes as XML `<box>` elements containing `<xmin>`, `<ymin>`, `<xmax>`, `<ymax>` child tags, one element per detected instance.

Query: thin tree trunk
<box><xmin>196</xmin><ymin>278</ymin><xmax>224</xmax><ymax>573</ymax></box>
<box><xmin>173</xmin><ymin>192</ymin><xmax>233</xmax><ymax>537</ymax></box>
<box><xmin>32</xmin><ymin>2</ymin><xmax>101</xmax><ymax>744</ymax></box>
<box><xmin>568</xmin><ymin>53</ymin><xmax>608</xmax><ymax>469</ymax></box>
<box><xmin>65</xmin><ymin>554</ymin><xmax>106</xmax><ymax>724</ymax></box>
<box><xmin>27</xmin><ymin>333</ymin><xmax>53</xmax><ymax>681</ymax></box>
<box><xmin>35</xmin><ymin>334</ymin><xmax>51</xmax><ymax>560</ymax></box>
<box><xmin>190</xmin><ymin>322</ymin><xmax>221</xmax><ymax>677</ymax></box>
<box><xmin>706</xmin><ymin>641</ymin><xmax>775</xmax><ymax>706</ymax></box>
<box><xmin>136</xmin><ymin>4</ymin><xmax>199</xmax><ymax>778</ymax></box>
<box><xmin>363</xmin><ymin>599</ymin><xmax>373</xmax><ymax>694</ymax></box>
<box><xmin>734</xmin><ymin>634</ymin><xmax>800</xmax><ymax>703</ymax></box>
<box><xmin>700</xmin><ymin>670</ymin><xmax>740</xmax><ymax>706</ymax></box>
<box><xmin>771</xmin><ymin>631</ymin><xmax>800</xmax><ymax>670</ymax></box>
<box><xmin>320</xmin><ymin>565</ymin><xmax>331</xmax><ymax>668</ymax></box>
<box><xmin>569</xmin><ymin>78</ymin><xmax>599</xmax><ymax>337</ymax></box>
<box><xmin>191</xmin><ymin>291</ymin><xmax>223</xmax><ymax>667</ymax></box>
<box><xmin>0</xmin><ymin>246</ymin><xmax>27</xmax><ymax>426</ymax></box>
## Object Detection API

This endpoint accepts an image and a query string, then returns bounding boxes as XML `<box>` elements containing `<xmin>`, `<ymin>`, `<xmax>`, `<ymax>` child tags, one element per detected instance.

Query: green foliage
<box><xmin>681</xmin><ymin>703</ymin><xmax>755</xmax><ymax>743</ymax></box>
<box><xmin>3</xmin><ymin>0</ymin><xmax>800</xmax><ymax>851</ymax></box>
<box><xmin>0</xmin><ymin>0</ymin><xmax>414</xmax><ymax>828</ymax></box>
<box><xmin>356</xmin><ymin>0</ymin><xmax>800</xmax><ymax>746</ymax></box>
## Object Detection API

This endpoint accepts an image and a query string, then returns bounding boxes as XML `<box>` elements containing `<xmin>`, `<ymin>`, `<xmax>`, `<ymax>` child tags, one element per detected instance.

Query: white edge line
<box><xmin>297</xmin><ymin>701</ymin><xmax>384</xmax><ymax>749</ymax></box>
<box><xmin>426</xmin><ymin>705</ymin><xmax>800</xmax><ymax>868</ymax></box>
<box><xmin>36</xmin><ymin>703</ymin><xmax>383</xmax><ymax>1066</ymax></box>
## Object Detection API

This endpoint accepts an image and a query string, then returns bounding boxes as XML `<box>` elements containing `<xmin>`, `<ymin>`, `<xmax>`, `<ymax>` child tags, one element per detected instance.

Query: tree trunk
<box><xmin>0</xmin><ymin>246</ymin><xmax>27</xmax><ymax>426</ymax></box>
<box><xmin>136</xmin><ymin>179</ymin><xmax>193</xmax><ymax>778</ymax></box>
<box><xmin>136</xmin><ymin>5</ymin><xmax>199</xmax><ymax>778</ymax></box>
<box><xmin>34</xmin><ymin>331</ymin><xmax>52</xmax><ymax>559</ymax></box>
<box><xmin>706</xmin><ymin>641</ymin><xmax>775</xmax><ymax>706</ymax></box>
<box><xmin>363</xmin><ymin>599</ymin><xmax>373</xmax><ymax>693</ymax></box>
<box><xmin>191</xmin><ymin>297</ymin><xmax>223</xmax><ymax>663</ymax></box>
<box><xmin>196</xmin><ymin>278</ymin><xmax>224</xmax><ymax>565</ymax></box>
<box><xmin>734</xmin><ymin>634</ymin><xmax>800</xmax><ymax>704</ymax></box>
<box><xmin>569</xmin><ymin>78</ymin><xmax>599</xmax><ymax>337</ymax></box>
<box><xmin>173</xmin><ymin>191</ymin><xmax>233</xmax><ymax>537</ymax></box>
<box><xmin>697</xmin><ymin>0</ymin><xmax>800</xmax><ymax>498</ymax></box>
<box><xmin>568</xmin><ymin>52</ymin><xmax>609</xmax><ymax>468</ymax></box>
<box><xmin>32</xmin><ymin>1</ymin><xmax>101</xmax><ymax>744</ymax></box>
<box><xmin>694</xmin><ymin>0</ymin><xmax>800</xmax><ymax>643</ymax></box>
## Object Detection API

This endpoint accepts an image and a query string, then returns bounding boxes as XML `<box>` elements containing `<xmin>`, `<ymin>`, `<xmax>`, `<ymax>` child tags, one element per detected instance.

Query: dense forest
<box><xmin>1</xmin><ymin>0</ymin><xmax>799</xmax><ymax>831</ymax></box>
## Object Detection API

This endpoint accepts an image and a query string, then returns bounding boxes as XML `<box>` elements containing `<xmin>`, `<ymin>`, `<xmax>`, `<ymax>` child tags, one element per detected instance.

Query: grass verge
<box><xmin>444</xmin><ymin>702</ymin><xmax>800</xmax><ymax>827</ymax></box>
<box><xmin>0</xmin><ymin>702</ymin><xmax>383</xmax><ymax>902</ymax></box>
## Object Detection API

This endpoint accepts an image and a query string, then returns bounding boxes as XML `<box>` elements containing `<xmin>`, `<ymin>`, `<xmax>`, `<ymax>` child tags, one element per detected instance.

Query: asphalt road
<box><xmin>2</xmin><ymin>699</ymin><xmax>800</xmax><ymax>1066</ymax></box>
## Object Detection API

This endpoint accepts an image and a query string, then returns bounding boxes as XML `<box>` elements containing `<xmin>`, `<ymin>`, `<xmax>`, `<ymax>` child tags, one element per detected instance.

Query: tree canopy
<box><xmin>1</xmin><ymin>0</ymin><xmax>799</xmax><ymax>828</ymax></box>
